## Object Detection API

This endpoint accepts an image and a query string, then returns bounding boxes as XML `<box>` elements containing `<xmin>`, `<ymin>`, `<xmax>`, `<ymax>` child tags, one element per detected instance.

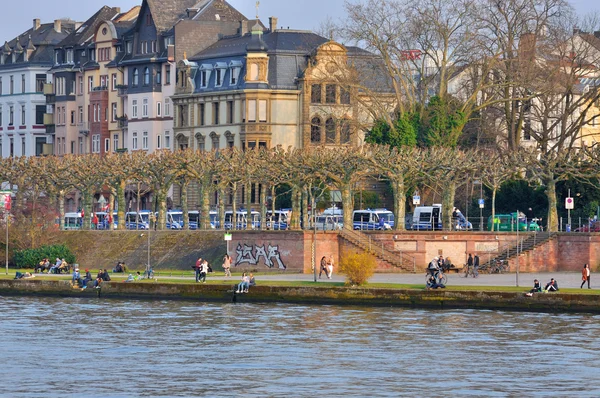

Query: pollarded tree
<box><xmin>182</xmin><ymin>149</ymin><xmax>220</xmax><ymax>230</ymax></box>
<box><xmin>366</xmin><ymin>144</ymin><xmax>424</xmax><ymax>231</ymax></box>
<box><xmin>69</xmin><ymin>155</ymin><xmax>105</xmax><ymax>230</ymax></box>
<box><xmin>100</xmin><ymin>152</ymin><xmax>141</xmax><ymax>230</ymax></box>
<box><xmin>38</xmin><ymin>155</ymin><xmax>75</xmax><ymax>230</ymax></box>
<box><xmin>479</xmin><ymin>150</ymin><xmax>519</xmax><ymax>231</ymax></box>
<box><xmin>306</xmin><ymin>145</ymin><xmax>371</xmax><ymax>229</ymax></box>
<box><xmin>419</xmin><ymin>147</ymin><xmax>479</xmax><ymax>229</ymax></box>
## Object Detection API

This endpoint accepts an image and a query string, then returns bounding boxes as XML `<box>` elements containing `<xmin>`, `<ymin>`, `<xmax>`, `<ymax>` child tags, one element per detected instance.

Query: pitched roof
<box><xmin>146</xmin><ymin>0</ymin><xmax>198</xmax><ymax>33</ymax></box>
<box><xmin>58</xmin><ymin>6</ymin><xmax>122</xmax><ymax>48</ymax></box>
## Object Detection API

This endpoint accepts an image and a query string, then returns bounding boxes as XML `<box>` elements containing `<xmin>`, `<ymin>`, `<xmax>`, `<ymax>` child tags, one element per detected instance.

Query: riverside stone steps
<box><xmin>339</xmin><ymin>229</ymin><xmax>415</xmax><ymax>272</ymax></box>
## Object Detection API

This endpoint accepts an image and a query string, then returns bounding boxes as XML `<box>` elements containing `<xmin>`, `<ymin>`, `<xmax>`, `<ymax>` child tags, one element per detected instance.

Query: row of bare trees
<box><xmin>1</xmin><ymin>145</ymin><xmax>599</xmax><ymax>234</ymax></box>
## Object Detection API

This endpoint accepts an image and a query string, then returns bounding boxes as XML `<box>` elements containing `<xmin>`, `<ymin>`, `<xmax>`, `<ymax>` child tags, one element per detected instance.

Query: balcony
<box><xmin>43</xmin><ymin>83</ymin><xmax>54</xmax><ymax>95</ymax></box>
<box><xmin>92</xmin><ymin>86</ymin><xmax>108</xmax><ymax>92</ymax></box>
<box><xmin>117</xmin><ymin>115</ymin><xmax>128</xmax><ymax>128</ymax></box>
<box><xmin>43</xmin><ymin>113</ymin><xmax>54</xmax><ymax>125</ymax></box>
<box><xmin>79</xmin><ymin>121</ymin><xmax>90</xmax><ymax>135</ymax></box>
<box><xmin>116</xmin><ymin>84</ymin><xmax>128</xmax><ymax>97</ymax></box>
<box><xmin>45</xmin><ymin>125</ymin><xmax>55</xmax><ymax>135</ymax></box>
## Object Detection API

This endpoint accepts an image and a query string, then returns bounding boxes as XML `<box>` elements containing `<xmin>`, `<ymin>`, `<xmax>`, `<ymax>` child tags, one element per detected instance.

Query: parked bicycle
<box><xmin>464</xmin><ymin>264</ymin><xmax>478</xmax><ymax>278</ymax></box>
<box><xmin>426</xmin><ymin>268</ymin><xmax>448</xmax><ymax>286</ymax></box>
<box><xmin>490</xmin><ymin>259</ymin><xmax>509</xmax><ymax>274</ymax></box>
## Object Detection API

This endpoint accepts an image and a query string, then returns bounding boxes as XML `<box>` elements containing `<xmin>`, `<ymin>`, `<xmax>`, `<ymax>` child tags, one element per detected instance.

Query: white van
<box><xmin>313</xmin><ymin>214</ymin><xmax>343</xmax><ymax>230</ymax></box>
<box><xmin>266</xmin><ymin>209</ymin><xmax>291</xmax><ymax>230</ymax></box>
<box><xmin>412</xmin><ymin>204</ymin><xmax>442</xmax><ymax>230</ymax></box>
<box><xmin>224</xmin><ymin>209</ymin><xmax>260</xmax><ymax>230</ymax></box>
<box><xmin>64</xmin><ymin>212</ymin><xmax>82</xmax><ymax>230</ymax></box>
<box><xmin>352</xmin><ymin>209</ymin><xmax>395</xmax><ymax>230</ymax></box>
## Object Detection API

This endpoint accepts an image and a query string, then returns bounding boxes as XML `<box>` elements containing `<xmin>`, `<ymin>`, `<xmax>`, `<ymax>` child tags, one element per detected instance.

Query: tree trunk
<box><xmin>181</xmin><ymin>181</ymin><xmax>189</xmax><ymax>230</ymax></box>
<box><xmin>157</xmin><ymin>189</ymin><xmax>168</xmax><ymax>230</ymax></box>
<box><xmin>200</xmin><ymin>182</ymin><xmax>211</xmax><ymax>230</ymax></box>
<box><xmin>218</xmin><ymin>187</ymin><xmax>225</xmax><ymax>230</ymax></box>
<box><xmin>290</xmin><ymin>186</ymin><xmax>301</xmax><ymax>230</ymax></box>
<box><xmin>260</xmin><ymin>183</ymin><xmax>267</xmax><ymax>231</ymax></box>
<box><xmin>58</xmin><ymin>191</ymin><xmax>65</xmax><ymax>231</ymax></box>
<box><xmin>302</xmin><ymin>186</ymin><xmax>309</xmax><ymax>231</ymax></box>
<box><xmin>231</xmin><ymin>182</ymin><xmax>237</xmax><ymax>230</ymax></box>
<box><xmin>245</xmin><ymin>182</ymin><xmax>251</xmax><ymax>231</ymax></box>
<box><xmin>491</xmin><ymin>187</ymin><xmax>497</xmax><ymax>232</ymax></box>
<box><xmin>545</xmin><ymin>178</ymin><xmax>558</xmax><ymax>232</ymax></box>
<box><xmin>441</xmin><ymin>181</ymin><xmax>456</xmax><ymax>231</ymax></box>
<box><xmin>82</xmin><ymin>191</ymin><xmax>92</xmax><ymax>230</ymax></box>
<box><xmin>341</xmin><ymin>184</ymin><xmax>354</xmax><ymax>230</ymax></box>
<box><xmin>391</xmin><ymin>176</ymin><xmax>406</xmax><ymax>231</ymax></box>
<box><xmin>116</xmin><ymin>181</ymin><xmax>126</xmax><ymax>231</ymax></box>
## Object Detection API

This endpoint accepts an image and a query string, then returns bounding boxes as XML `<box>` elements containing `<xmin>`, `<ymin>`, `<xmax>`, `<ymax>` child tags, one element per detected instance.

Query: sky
<box><xmin>0</xmin><ymin>0</ymin><xmax>597</xmax><ymax>42</ymax></box>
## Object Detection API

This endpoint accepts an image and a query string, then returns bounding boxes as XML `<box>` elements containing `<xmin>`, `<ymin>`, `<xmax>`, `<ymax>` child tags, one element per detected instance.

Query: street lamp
<box><xmin>147</xmin><ymin>213</ymin><xmax>155</xmax><ymax>278</ymax></box>
<box><xmin>0</xmin><ymin>191</ymin><xmax>11</xmax><ymax>275</ymax></box>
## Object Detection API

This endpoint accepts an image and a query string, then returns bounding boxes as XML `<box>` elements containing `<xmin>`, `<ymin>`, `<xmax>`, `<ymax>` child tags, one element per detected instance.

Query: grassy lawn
<box><xmin>1</xmin><ymin>270</ymin><xmax>599</xmax><ymax>295</ymax></box>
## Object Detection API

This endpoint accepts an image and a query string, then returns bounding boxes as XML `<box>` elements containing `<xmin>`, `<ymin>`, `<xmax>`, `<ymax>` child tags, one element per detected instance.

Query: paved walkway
<box><xmin>24</xmin><ymin>270</ymin><xmax>592</xmax><ymax>289</ymax></box>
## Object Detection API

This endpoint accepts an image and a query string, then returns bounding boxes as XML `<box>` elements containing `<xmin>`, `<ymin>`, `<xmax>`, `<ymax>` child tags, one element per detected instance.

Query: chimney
<box><xmin>240</xmin><ymin>20</ymin><xmax>248</xmax><ymax>36</ymax></box>
<box><xmin>33</xmin><ymin>19</ymin><xmax>41</xmax><ymax>31</ymax></box>
<box><xmin>54</xmin><ymin>19</ymin><xmax>62</xmax><ymax>33</ymax></box>
<box><xmin>269</xmin><ymin>16</ymin><xmax>278</xmax><ymax>32</ymax></box>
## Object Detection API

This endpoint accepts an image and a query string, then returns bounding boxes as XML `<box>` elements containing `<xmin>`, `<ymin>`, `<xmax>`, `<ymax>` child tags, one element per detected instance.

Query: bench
<box><xmin>446</xmin><ymin>264</ymin><xmax>464</xmax><ymax>273</ymax></box>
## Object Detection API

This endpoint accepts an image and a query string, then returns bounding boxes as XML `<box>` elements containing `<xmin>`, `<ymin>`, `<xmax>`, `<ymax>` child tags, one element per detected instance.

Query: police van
<box><xmin>412</xmin><ymin>205</ymin><xmax>442</xmax><ymax>230</ymax></box>
<box><xmin>352</xmin><ymin>209</ymin><xmax>395</xmax><ymax>230</ymax></box>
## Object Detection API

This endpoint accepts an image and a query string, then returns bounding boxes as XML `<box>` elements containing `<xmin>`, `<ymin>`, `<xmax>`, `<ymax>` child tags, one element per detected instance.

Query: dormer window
<box><xmin>229</xmin><ymin>60</ymin><xmax>242</xmax><ymax>85</ymax></box>
<box><xmin>126</xmin><ymin>41</ymin><xmax>132</xmax><ymax>54</ymax></box>
<box><xmin>249</xmin><ymin>63</ymin><xmax>259</xmax><ymax>81</ymax></box>
<box><xmin>66</xmin><ymin>49</ymin><xmax>73</xmax><ymax>64</ymax></box>
<box><xmin>132</xmin><ymin>68</ymin><xmax>139</xmax><ymax>86</ymax></box>
<box><xmin>215</xmin><ymin>62</ymin><xmax>226</xmax><ymax>87</ymax></box>
<box><xmin>199</xmin><ymin>64</ymin><xmax>213</xmax><ymax>88</ymax></box>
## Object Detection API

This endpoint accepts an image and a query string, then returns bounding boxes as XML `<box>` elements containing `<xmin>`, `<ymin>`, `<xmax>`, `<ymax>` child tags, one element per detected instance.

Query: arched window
<box><xmin>311</xmin><ymin>117</ymin><xmax>322</xmax><ymax>144</ymax></box>
<box><xmin>326</xmin><ymin>118</ymin><xmax>336</xmax><ymax>144</ymax></box>
<box><xmin>132</xmin><ymin>68</ymin><xmax>139</xmax><ymax>86</ymax></box>
<box><xmin>250</xmin><ymin>63</ymin><xmax>259</xmax><ymax>81</ymax></box>
<box><xmin>340</xmin><ymin>120</ymin><xmax>351</xmax><ymax>144</ymax></box>
<box><xmin>144</xmin><ymin>67</ymin><xmax>150</xmax><ymax>85</ymax></box>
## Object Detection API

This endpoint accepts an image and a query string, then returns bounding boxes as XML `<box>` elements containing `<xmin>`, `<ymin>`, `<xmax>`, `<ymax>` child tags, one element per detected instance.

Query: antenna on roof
<box><xmin>255</xmin><ymin>1</ymin><xmax>260</xmax><ymax>19</ymax></box>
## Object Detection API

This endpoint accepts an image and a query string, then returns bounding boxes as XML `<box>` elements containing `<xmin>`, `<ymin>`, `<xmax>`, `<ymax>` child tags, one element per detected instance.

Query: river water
<box><xmin>1</xmin><ymin>296</ymin><xmax>599</xmax><ymax>397</ymax></box>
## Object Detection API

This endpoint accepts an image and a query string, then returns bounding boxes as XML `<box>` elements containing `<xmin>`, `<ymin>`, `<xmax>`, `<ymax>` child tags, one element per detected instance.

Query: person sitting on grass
<box><xmin>525</xmin><ymin>279</ymin><xmax>542</xmax><ymax>296</ymax></box>
<box><xmin>124</xmin><ymin>273</ymin><xmax>135</xmax><ymax>282</ymax></box>
<box><xmin>135</xmin><ymin>271</ymin><xmax>143</xmax><ymax>281</ymax></box>
<box><xmin>14</xmin><ymin>272</ymin><xmax>35</xmax><ymax>279</ymax></box>
<box><xmin>544</xmin><ymin>278</ymin><xmax>559</xmax><ymax>292</ymax></box>
<box><xmin>426</xmin><ymin>274</ymin><xmax>445</xmax><ymax>290</ymax></box>
<box><xmin>236</xmin><ymin>272</ymin><xmax>250</xmax><ymax>293</ymax></box>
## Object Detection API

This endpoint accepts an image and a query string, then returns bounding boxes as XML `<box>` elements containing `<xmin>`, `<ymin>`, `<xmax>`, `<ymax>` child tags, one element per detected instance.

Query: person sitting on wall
<box><xmin>236</xmin><ymin>272</ymin><xmax>250</xmax><ymax>293</ymax></box>
<box><xmin>102</xmin><ymin>269</ymin><xmax>111</xmax><ymax>282</ymax></box>
<box><xmin>248</xmin><ymin>273</ymin><xmax>256</xmax><ymax>287</ymax></box>
<box><xmin>544</xmin><ymin>278</ymin><xmax>559</xmax><ymax>292</ymax></box>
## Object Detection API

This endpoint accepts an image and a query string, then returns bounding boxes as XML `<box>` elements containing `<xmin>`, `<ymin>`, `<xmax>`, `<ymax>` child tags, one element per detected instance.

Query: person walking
<box><xmin>199</xmin><ymin>260</ymin><xmax>208</xmax><ymax>283</ymax></box>
<box><xmin>581</xmin><ymin>263</ymin><xmax>591</xmax><ymax>289</ymax></box>
<box><xmin>467</xmin><ymin>254</ymin><xmax>474</xmax><ymax>277</ymax></box>
<box><xmin>194</xmin><ymin>257</ymin><xmax>202</xmax><ymax>283</ymax></box>
<box><xmin>319</xmin><ymin>256</ymin><xmax>327</xmax><ymax>279</ymax></box>
<box><xmin>326</xmin><ymin>255</ymin><xmax>334</xmax><ymax>279</ymax></box>
<box><xmin>222</xmin><ymin>254</ymin><xmax>232</xmax><ymax>278</ymax></box>
<box><xmin>473</xmin><ymin>254</ymin><xmax>480</xmax><ymax>277</ymax></box>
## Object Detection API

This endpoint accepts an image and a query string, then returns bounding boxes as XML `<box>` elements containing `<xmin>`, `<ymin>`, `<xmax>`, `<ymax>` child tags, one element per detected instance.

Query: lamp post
<box><xmin>147</xmin><ymin>213</ymin><xmax>155</xmax><ymax>278</ymax></box>
<box><xmin>1</xmin><ymin>191</ymin><xmax>11</xmax><ymax>275</ymax></box>
<box><xmin>516</xmin><ymin>209</ymin><xmax>519</xmax><ymax>287</ymax></box>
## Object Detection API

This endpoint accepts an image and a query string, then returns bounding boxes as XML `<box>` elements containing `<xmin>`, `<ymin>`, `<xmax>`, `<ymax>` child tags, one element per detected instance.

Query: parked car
<box><xmin>575</xmin><ymin>221</ymin><xmax>600</xmax><ymax>232</ymax></box>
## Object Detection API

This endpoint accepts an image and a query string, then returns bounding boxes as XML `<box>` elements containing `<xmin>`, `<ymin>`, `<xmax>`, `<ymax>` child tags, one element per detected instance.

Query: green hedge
<box><xmin>13</xmin><ymin>244</ymin><xmax>76</xmax><ymax>269</ymax></box>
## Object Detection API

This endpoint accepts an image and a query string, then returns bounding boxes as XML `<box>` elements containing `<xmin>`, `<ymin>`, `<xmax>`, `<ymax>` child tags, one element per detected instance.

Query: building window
<box><xmin>132</xmin><ymin>131</ymin><xmax>138</xmax><ymax>150</ymax></box>
<box><xmin>341</xmin><ymin>120</ymin><xmax>351</xmax><ymax>143</ymax></box>
<box><xmin>157</xmin><ymin>134</ymin><xmax>162</xmax><ymax>149</ymax></box>
<box><xmin>10</xmin><ymin>75</ymin><xmax>14</xmax><ymax>94</ymax></box>
<box><xmin>178</xmin><ymin>105</ymin><xmax>187</xmax><ymax>127</ymax></box>
<box><xmin>311</xmin><ymin>84</ymin><xmax>322</xmax><ymax>104</ymax></box>
<box><xmin>142</xmin><ymin>98</ymin><xmax>148</xmax><ymax>118</ymax></box>
<box><xmin>132</xmin><ymin>100</ymin><xmax>138</xmax><ymax>118</ymax></box>
<box><xmin>111</xmin><ymin>103</ymin><xmax>117</xmax><ymax>122</ymax></box>
<box><xmin>9</xmin><ymin>106</ymin><xmax>14</xmax><ymax>125</ymax></box>
<box><xmin>142</xmin><ymin>131</ymin><xmax>148</xmax><ymax>150</ymax></box>
<box><xmin>113</xmin><ymin>134</ymin><xmax>119</xmax><ymax>151</ymax></box>
<box><xmin>166</xmin><ymin>69</ymin><xmax>171</xmax><ymax>85</ymax></box>
<box><xmin>126</xmin><ymin>41</ymin><xmax>132</xmax><ymax>54</ymax></box>
<box><xmin>213</xmin><ymin>102</ymin><xmax>220</xmax><ymax>125</ymax></box>
<box><xmin>79</xmin><ymin>137</ymin><xmax>83</xmax><ymax>154</ymax></box>
<box><xmin>165</xmin><ymin>131</ymin><xmax>171</xmax><ymax>149</ymax></box>
<box><xmin>70</xmin><ymin>110</ymin><xmax>75</xmax><ymax>125</ymax></box>
<box><xmin>22</xmin><ymin>137</ymin><xmax>26</xmax><ymax>156</ymax></box>
<box><xmin>248</xmin><ymin>100</ymin><xmax>256</xmax><ymax>122</ymax></box>
<box><xmin>227</xmin><ymin>101</ymin><xmax>234</xmax><ymax>124</ymax></box>
<box><xmin>21</xmin><ymin>74</ymin><xmax>25</xmax><ymax>93</ymax></box>
<box><xmin>326</xmin><ymin>118</ymin><xmax>336</xmax><ymax>144</ymax></box>
<box><xmin>88</xmin><ymin>76</ymin><xmax>94</xmax><ymax>92</ymax></box>
<box><xmin>21</xmin><ymin>105</ymin><xmax>25</xmax><ymax>125</ymax></box>
<box><xmin>164</xmin><ymin>98</ymin><xmax>171</xmax><ymax>116</ymax></box>
<box><xmin>79</xmin><ymin>76</ymin><xmax>83</xmax><ymax>94</ymax></box>
<box><xmin>92</xmin><ymin>134</ymin><xmax>100</xmax><ymax>153</ymax></box>
<box><xmin>132</xmin><ymin>68</ymin><xmax>139</xmax><ymax>86</ymax></box>
<box><xmin>0</xmin><ymin>77</ymin><xmax>2</xmax><ymax>95</ymax></box>
<box><xmin>199</xmin><ymin>103</ymin><xmax>205</xmax><ymax>126</ymax></box>
<box><xmin>36</xmin><ymin>105</ymin><xmax>44</xmax><ymax>125</ymax></box>
<box><xmin>200</xmin><ymin>70</ymin><xmax>208</xmax><ymax>88</ymax></box>
<box><xmin>340</xmin><ymin>87</ymin><xmax>351</xmax><ymax>104</ymax></box>
<box><xmin>78</xmin><ymin>106</ymin><xmax>83</xmax><ymax>123</ymax></box>
<box><xmin>143</xmin><ymin>67</ymin><xmax>150</xmax><ymax>86</ymax></box>
<box><xmin>112</xmin><ymin>74</ymin><xmax>117</xmax><ymax>90</ymax></box>
<box><xmin>311</xmin><ymin>117</ymin><xmax>322</xmax><ymax>143</ymax></box>
<box><xmin>230</xmin><ymin>62</ymin><xmax>241</xmax><ymax>85</ymax></box>
<box><xmin>105</xmin><ymin>138</ymin><xmax>110</xmax><ymax>152</ymax></box>
<box><xmin>215</xmin><ymin>67</ymin><xmax>225</xmax><ymax>87</ymax></box>
<box><xmin>36</xmin><ymin>74</ymin><xmax>45</xmax><ymax>93</ymax></box>
<box><xmin>157</xmin><ymin>102</ymin><xmax>162</xmax><ymax>117</ymax></box>
<box><xmin>258</xmin><ymin>100</ymin><xmax>267</xmax><ymax>122</ymax></box>
<box><xmin>156</xmin><ymin>70</ymin><xmax>161</xmax><ymax>85</ymax></box>
<box><xmin>326</xmin><ymin>84</ymin><xmax>336</xmax><ymax>104</ymax></box>
<box><xmin>211</xmin><ymin>133</ymin><xmax>220</xmax><ymax>150</ymax></box>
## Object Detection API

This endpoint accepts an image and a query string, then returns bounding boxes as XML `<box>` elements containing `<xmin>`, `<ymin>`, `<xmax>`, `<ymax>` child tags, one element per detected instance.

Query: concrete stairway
<box><xmin>481</xmin><ymin>231</ymin><xmax>556</xmax><ymax>268</ymax></box>
<box><xmin>339</xmin><ymin>229</ymin><xmax>416</xmax><ymax>272</ymax></box>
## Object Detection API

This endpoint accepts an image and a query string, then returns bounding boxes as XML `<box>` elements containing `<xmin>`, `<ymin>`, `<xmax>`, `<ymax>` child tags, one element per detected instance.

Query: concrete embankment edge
<box><xmin>1</xmin><ymin>280</ymin><xmax>599</xmax><ymax>314</ymax></box>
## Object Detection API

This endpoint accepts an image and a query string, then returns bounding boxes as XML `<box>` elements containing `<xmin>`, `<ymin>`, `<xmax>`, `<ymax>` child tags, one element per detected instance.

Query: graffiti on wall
<box><xmin>235</xmin><ymin>243</ymin><xmax>286</xmax><ymax>269</ymax></box>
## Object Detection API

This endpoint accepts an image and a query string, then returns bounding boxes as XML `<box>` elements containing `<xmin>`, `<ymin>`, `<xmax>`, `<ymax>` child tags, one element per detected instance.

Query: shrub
<box><xmin>339</xmin><ymin>251</ymin><xmax>377</xmax><ymax>286</ymax></box>
<box><xmin>13</xmin><ymin>244</ymin><xmax>76</xmax><ymax>269</ymax></box>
